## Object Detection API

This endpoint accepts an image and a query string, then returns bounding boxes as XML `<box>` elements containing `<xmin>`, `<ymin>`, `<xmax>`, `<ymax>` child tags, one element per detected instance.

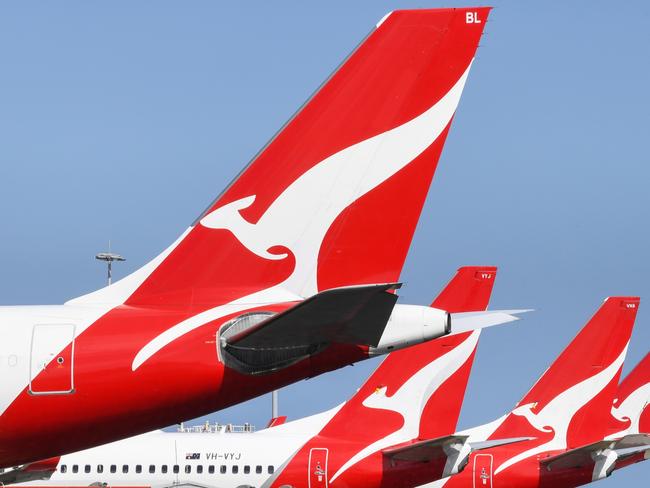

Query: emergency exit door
<box><xmin>473</xmin><ymin>453</ymin><xmax>493</xmax><ymax>488</ymax></box>
<box><xmin>29</xmin><ymin>323</ymin><xmax>75</xmax><ymax>394</ymax></box>
<box><xmin>308</xmin><ymin>448</ymin><xmax>328</xmax><ymax>488</ymax></box>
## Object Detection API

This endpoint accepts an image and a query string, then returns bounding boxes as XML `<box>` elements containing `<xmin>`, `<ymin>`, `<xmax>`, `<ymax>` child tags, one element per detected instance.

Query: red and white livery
<box><xmin>423</xmin><ymin>296</ymin><xmax>648</xmax><ymax>488</ymax></box>
<box><xmin>0</xmin><ymin>7</ymin><xmax>513</xmax><ymax>468</ymax></box>
<box><xmin>1</xmin><ymin>265</ymin><xmax>507</xmax><ymax>488</ymax></box>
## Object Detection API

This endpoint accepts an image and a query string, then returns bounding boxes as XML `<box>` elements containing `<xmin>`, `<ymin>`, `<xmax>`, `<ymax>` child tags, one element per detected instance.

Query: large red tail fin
<box><xmin>488</xmin><ymin>297</ymin><xmax>640</xmax><ymax>474</ymax></box>
<box><xmin>71</xmin><ymin>8</ymin><xmax>490</xmax><ymax>308</ymax></box>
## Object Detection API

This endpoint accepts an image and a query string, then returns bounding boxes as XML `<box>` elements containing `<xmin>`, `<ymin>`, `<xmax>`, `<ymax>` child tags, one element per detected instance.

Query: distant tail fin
<box><xmin>327</xmin><ymin>266</ymin><xmax>496</xmax><ymax>440</ymax></box>
<box><xmin>307</xmin><ymin>266</ymin><xmax>498</xmax><ymax>484</ymax></box>
<box><xmin>431</xmin><ymin>266</ymin><xmax>497</xmax><ymax>313</ymax></box>
<box><xmin>610</xmin><ymin>352</ymin><xmax>650</xmax><ymax>436</ymax></box>
<box><xmin>489</xmin><ymin>297</ymin><xmax>640</xmax><ymax>474</ymax></box>
<box><xmin>71</xmin><ymin>7</ymin><xmax>490</xmax><ymax>307</ymax></box>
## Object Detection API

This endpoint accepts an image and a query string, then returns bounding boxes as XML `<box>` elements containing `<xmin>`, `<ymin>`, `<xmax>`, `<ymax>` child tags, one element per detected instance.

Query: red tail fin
<box><xmin>431</xmin><ymin>266</ymin><xmax>497</xmax><ymax>313</ymax></box>
<box><xmin>274</xmin><ymin>265</ymin><xmax>496</xmax><ymax>487</ymax></box>
<box><xmin>73</xmin><ymin>8</ymin><xmax>490</xmax><ymax>307</ymax></box>
<box><xmin>268</xmin><ymin>264</ymin><xmax>499</xmax><ymax>487</ymax></box>
<box><xmin>489</xmin><ymin>297</ymin><xmax>640</xmax><ymax>474</ymax></box>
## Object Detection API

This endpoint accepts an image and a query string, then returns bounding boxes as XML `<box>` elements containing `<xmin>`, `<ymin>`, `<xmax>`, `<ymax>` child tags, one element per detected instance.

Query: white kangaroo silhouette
<box><xmin>608</xmin><ymin>383</ymin><xmax>650</xmax><ymax>438</ymax></box>
<box><xmin>133</xmin><ymin>63</ymin><xmax>473</xmax><ymax>371</ymax></box>
<box><xmin>494</xmin><ymin>346</ymin><xmax>628</xmax><ymax>475</ymax></box>
<box><xmin>328</xmin><ymin>331</ymin><xmax>480</xmax><ymax>483</ymax></box>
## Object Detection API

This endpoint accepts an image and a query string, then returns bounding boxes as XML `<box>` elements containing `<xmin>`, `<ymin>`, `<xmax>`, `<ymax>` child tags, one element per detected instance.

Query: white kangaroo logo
<box><xmin>132</xmin><ymin>63</ymin><xmax>473</xmax><ymax>371</ymax></box>
<box><xmin>329</xmin><ymin>331</ymin><xmax>480</xmax><ymax>483</ymax></box>
<box><xmin>201</xmin><ymin>62</ymin><xmax>472</xmax><ymax>298</ymax></box>
<box><xmin>495</xmin><ymin>346</ymin><xmax>628</xmax><ymax>474</ymax></box>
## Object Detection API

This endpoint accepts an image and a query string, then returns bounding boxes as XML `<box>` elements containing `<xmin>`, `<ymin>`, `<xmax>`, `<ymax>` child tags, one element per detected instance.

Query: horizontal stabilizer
<box><xmin>220</xmin><ymin>283</ymin><xmax>400</xmax><ymax>373</ymax></box>
<box><xmin>383</xmin><ymin>434</ymin><xmax>532</xmax><ymax>479</ymax></box>
<box><xmin>0</xmin><ymin>457</ymin><xmax>59</xmax><ymax>485</ymax></box>
<box><xmin>469</xmin><ymin>437</ymin><xmax>536</xmax><ymax>451</ymax></box>
<box><xmin>383</xmin><ymin>435</ymin><xmax>469</xmax><ymax>464</ymax></box>
<box><xmin>540</xmin><ymin>434</ymin><xmax>650</xmax><ymax>471</ymax></box>
<box><xmin>383</xmin><ymin>435</ymin><xmax>534</xmax><ymax>463</ymax></box>
<box><xmin>450</xmin><ymin>309</ymin><xmax>532</xmax><ymax>334</ymax></box>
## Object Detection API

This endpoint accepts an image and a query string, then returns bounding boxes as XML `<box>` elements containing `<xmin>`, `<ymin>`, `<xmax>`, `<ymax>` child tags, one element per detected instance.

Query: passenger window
<box><xmin>97</xmin><ymin>465</ymin><xmax>103</xmax><ymax>474</ymax></box>
<box><xmin>135</xmin><ymin>465</ymin><xmax>142</xmax><ymax>474</ymax></box>
<box><xmin>220</xmin><ymin>465</ymin><xmax>226</xmax><ymax>474</ymax></box>
<box><xmin>268</xmin><ymin>465</ymin><xmax>274</xmax><ymax>474</ymax></box>
<box><xmin>196</xmin><ymin>465</ymin><xmax>203</xmax><ymax>474</ymax></box>
<box><xmin>244</xmin><ymin>465</ymin><xmax>250</xmax><ymax>474</ymax></box>
<box><xmin>173</xmin><ymin>465</ymin><xmax>179</xmax><ymax>474</ymax></box>
<box><xmin>185</xmin><ymin>465</ymin><xmax>191</xmax><ymax>474</ymax></box>
<box><xmin>72</xmin><ymin>465</ymin><xmax>79</xmax><ymax>474</ymax></box>
<box><xmin>161</xmin><ymin>465</ymin><xmax>168</xmax><ymax>474</ymax></box>
<box><xmin>60</xmin><ymin>465</ymin><xmax>67</xmax><ymax>474</ymax></box>
<box><xmin>208</xmin><ymin>465</ymin><xmax>215</xmax><ymax>474</ymax></box>
<box><xmin>85</xmin><ymin>465</ymin><xmax>91</xmax><ymax>473</ymax></box>
<box><xmin>122</xmin><ymin>465</ymin><xmax>129</xmax><ymax>474</ymax></box>
<box><xmin>149</xmin><ymin>465</ymin><xmax>155</xmax><ymax>474</ymax></box>
<box><xmin>232</xmin><ymin>465</ymin><xmax>238</xmax><ymax>474</ymax></box>
<box><xmin>256</xmin><ymin>465</ymin><xmax>262</xmax><ymax>474</ymax></box>
<box><xmin>110</xmin><ymin>465</ymin><xmax>117</xmax><ymax>474</ymax></box>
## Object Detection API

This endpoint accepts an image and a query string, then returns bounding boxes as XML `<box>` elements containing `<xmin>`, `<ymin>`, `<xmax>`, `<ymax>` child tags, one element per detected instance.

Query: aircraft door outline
<box><xmin>29</xmin><ymin>323</ymin><xmax>76</xmax><ymax>395</ymax></box>
<box><xmin>308</xmin><ymin>448</ymin><xmax>329</xmax><ymax>488</ymax></box>
<box><xmin>473</xmin><ymin>453</ymin><xmax>493</xmax><ymax>488</ymax></box>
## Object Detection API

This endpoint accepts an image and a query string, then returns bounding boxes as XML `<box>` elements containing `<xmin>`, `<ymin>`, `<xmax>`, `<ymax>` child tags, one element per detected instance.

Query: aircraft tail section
<box><xmin>327</xmin><ymin>266</ymin><xmax>497</xmax><ymax>444</ymax></box>
<box><xmin>489</xmin><ymin>297</ymin><xmax>640</xmax><ymax>474</ymax></box>
<box><xmin>431</xmin><ymin>266</ymin><xmax>497</xmax><ymax>313</ymax></box>
<box><xmin>305</xmin><ymin>266</ymin><xmax>498</xmax><ymax>485</ymax></box>
<box><xmin>71</xmin><ymin>7</ymin><xmax>490</xmax><ymax>308</ymax></box>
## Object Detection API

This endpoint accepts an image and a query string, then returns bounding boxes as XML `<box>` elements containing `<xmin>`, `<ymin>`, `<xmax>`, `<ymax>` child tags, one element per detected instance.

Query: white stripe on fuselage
<box><xmin>0</xmin><ymin>230</ymin><xmax>190</xmax><ymax>417</ymax></box>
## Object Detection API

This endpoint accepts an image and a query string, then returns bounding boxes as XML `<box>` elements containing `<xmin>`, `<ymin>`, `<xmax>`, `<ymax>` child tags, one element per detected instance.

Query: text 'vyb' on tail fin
<box><xmin>495</xmin><ymin>297</ymin><xmax>640</xmax><ymax>448</ymax></box>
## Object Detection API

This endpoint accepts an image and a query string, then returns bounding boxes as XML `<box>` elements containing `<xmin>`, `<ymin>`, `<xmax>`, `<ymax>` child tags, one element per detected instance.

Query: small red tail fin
<box><xmin>490</xmin><ymin>297</ymin><xmax>640</xmax><ymax>456</ymax></box>
<box><xmin>294</xmin><ymin>266</ymin><xmax>498</xmax><ymax>486</ymax></box>
<box><xmin>323</xmin><ymin>266</ymin><xmax>497</xmax><ymax>443</ymax></box>
<box><xmin>431</xmin><ymin>266</ymin><xmax>497</xmax><ymax>313</ymax></box>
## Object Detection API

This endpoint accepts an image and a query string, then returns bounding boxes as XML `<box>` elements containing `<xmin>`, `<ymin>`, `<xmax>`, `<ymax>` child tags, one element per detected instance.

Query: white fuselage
<box><xmin>9</xmin><ymin>406</ymin><xmax>341</xmax><ymax>488</ymax></box>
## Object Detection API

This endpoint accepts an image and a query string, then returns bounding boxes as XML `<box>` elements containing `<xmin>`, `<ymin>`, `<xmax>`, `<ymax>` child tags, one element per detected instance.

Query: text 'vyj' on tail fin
<box><xmin>492</xmin><ymin>297</ymin><xmax>640</xmax><ymax>451</ymax></box>
<box><xmin>73</xmin><ymin>8</ymin><xmax>491</xmax><ymax>307</ymax></box>
<box><xmin>432</xmin><ymin>266</ymin><xmax>497</xmax><ymax>313</ymax></box>
<box><xmin>314</xmin><ymin>265</ymin><xmax>498</xmax><ymax>458</ymax></box>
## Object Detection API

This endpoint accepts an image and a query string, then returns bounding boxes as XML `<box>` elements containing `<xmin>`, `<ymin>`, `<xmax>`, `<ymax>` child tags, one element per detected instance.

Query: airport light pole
<box><xmin>95</xmin><ymin>243</ymin><xmax>125</xmax><ymax>286</ymax></box>
<box><xmin>272</xmin><ymin>390</ymin><xmax>279</xmax><ymax>419</ymax></box>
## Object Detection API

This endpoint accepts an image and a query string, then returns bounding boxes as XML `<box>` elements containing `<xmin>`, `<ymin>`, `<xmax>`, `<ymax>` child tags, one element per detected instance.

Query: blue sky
<box><xmin>1</xmin><ymin>1</ymin><xmax>648</xmax><ymax>485</ymax></box>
